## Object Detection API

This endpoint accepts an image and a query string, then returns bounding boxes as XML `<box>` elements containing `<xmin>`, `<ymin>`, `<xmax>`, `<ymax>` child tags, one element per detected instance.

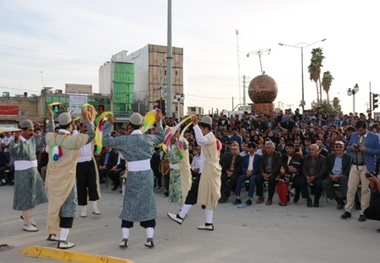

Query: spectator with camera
<box><xmin>341</xmin><ymin>120</ymin><xmax>380</xmax><ymax>222</ymax></box>
<box><xmin>363</xmin><ymin>159</ymin><xmax>380</xmax><ymax>231</ymax></box>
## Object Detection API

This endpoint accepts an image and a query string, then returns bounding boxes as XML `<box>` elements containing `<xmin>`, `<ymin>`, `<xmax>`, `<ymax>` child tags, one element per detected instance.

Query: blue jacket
<box><xmin>242</xmin><ymin>153</ymin><xmax>261</xmax><ymax>176</ymax></box>
<box><xmin>347</xmin><ymin>132</ymin><xmax>380</xmax><ymax>172</ymax></box>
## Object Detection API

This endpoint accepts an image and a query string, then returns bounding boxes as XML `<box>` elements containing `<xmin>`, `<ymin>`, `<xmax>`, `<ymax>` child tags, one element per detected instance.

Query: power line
<box><xmin>0</xmin><ymin>61</ymin><xmax>97</xmax><ymax>72</ymax></box>
<box><xmin>0</xmin><ymin>52</ymin><xmax>100</xmax><ymax>65</ymax></box>
<box><xmin>0</xmin><ymin>43</ymin><xmax>106</xmax><ymax>58</ymax></box>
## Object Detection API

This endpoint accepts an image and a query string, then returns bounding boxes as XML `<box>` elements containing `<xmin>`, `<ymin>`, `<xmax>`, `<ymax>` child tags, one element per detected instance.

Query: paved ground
<box><xmin>0</xmin><ymin>183</ymin><xmax>379</xmax><ymax>263</ymax></box>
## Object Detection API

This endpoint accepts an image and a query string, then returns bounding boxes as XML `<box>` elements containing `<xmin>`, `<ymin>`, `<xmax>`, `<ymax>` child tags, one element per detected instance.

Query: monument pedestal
<box><xmin>251</xmin><ymin>103</ymin><xmax>275</xmax><ymax>115</ymax></box>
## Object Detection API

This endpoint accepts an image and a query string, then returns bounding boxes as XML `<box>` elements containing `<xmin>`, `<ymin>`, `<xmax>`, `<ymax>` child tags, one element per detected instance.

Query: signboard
<box><xmin>65</xmin><ymin>83</ymin><xmax>92</xmax><ymax>94</ymax></box>
<box><xmin>69</xmin><ymin>95</ymin><xmax>88</xmax><ymax>116</ymax></box>
<box><xmin>0</xmin><ymin>106</ymin><xmax>18</xmax><ymax>116</ymax></box>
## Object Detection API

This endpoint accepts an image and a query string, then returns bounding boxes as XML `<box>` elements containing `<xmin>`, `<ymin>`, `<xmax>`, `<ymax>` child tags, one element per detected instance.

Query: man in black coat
<box><xmin>219</xmin><ymin>142</ymin><xmax>243</xmax><ymax>203</ymax></box>
<box><xmin>301</xmin><ymin>144</ymin><xmax>326</xmax><ymax>207</ymax></box>
<box><xmin>322</xmin><ymin>141</ymin><xmax>351</xmax><ymax>209</ymax></box>
<box><xmin>98</xmin><ymin>147</ymin><xmax>117</xmax><ymax>183</ymax></box>
<box><xmin>256</xmin><ymin>141</ymin><xmax>282</xmax><ymax>205</ymax></box>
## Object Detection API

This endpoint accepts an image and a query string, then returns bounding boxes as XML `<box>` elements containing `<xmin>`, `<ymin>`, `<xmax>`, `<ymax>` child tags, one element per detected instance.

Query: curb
<box><xmin>19</xmin><ymin>245</ymin><xmax>135</xmax><ymax>263</ymax></box>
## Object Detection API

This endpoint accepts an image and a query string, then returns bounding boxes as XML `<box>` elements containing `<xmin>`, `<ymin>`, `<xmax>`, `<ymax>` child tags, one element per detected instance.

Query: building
<box><xmin>0</xmin><ymin>89</ymin><xmax>110</xmax><ymax>126</ymax></box>
<box><xmin>99</xmin><ymin>44</ymin><xmax>185</xmax><ymax>120</ymax></box>
<box><xmin>187</xmin><ymin>106</ymin><xmax>204</xmax><ymax>116</ymax></box>
<box><xmin>99</xmin><ymin>50</ymin><xmax>134</xmax><ymax>122</ymax></box>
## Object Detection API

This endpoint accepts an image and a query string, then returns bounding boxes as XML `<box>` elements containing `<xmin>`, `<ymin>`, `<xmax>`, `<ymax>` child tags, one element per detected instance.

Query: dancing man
<box><xmin>168</xmin><ymin>115</ymin><xmax>221</xmax><ymax>230</ymax></box>
<box><xmin>9</xmin><ymin>115</ymin><xmax>52</xmax><ymax>232</ymax></box>
<box><xmin>45</xmin><ymin>109</ymin><xmax>94</xmax><ymax>249</ymax></box>
<box><xmin>102</xmin><ymin>111</ymin><xmax>164</xmax><ymax>248</ymax></box>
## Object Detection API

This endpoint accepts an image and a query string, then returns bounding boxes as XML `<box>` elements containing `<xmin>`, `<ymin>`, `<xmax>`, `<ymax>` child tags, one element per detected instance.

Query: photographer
<box><xmin>341</xmin><ymin>120</ymin><xmax>380</xmax><ymax>222</ymax></box>
<box><xmin>363</xmin><ymin>170</ymin><xmax>380</xmax><ymax>232</ymax></box>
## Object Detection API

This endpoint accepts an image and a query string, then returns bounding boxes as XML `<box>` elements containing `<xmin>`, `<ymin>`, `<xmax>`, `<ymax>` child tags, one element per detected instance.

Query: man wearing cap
<box><xmin>322</xmin><ymin>141</ymin><xmax>351</xmax><ymax>209</ymax></box>
<box><xmin>102</xmin><ymin>111</ymin><xmax>163</xmax><ymax>249</ymax></box>
<box><xmin>168</xmin><ymin>115</ymin><xmax>222</xmax><ymax>231</ymax></box>
<box><xmin>45</xmin><ymin>109</ymin><xmax>94</xmax><ymax>249</ymax></box>
<box><xmin>9</xmin><ymin>114</ymin><xmax>53</xmax><ymax>232</ymax></box>
<box><xmin>74</xmin><ymin>119</ymin><xmax>101</xmax><ymax>218</ymax></box>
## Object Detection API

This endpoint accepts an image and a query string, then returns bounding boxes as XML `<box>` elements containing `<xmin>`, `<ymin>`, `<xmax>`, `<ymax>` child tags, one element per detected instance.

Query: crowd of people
<box><xmin>2</xmin><ymin>106</ymin><xmax>380</xmax><ymax>250</ymax></box>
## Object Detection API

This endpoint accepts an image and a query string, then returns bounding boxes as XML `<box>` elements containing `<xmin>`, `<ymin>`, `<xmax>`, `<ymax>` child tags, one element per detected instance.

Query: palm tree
<box><xmin>322</xmin><ymin>71</ymin><xmax>334</xmax><ymax>103</ymax></box>
<box><xmin>308</xmin><ymin>48</ymin><xmax>325</xmax><ymax>103</ymax></box>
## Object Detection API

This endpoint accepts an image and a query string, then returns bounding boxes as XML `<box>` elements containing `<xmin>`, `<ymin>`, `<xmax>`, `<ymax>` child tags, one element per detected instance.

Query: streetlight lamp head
<box><xmin>347</xmin><ymin>88</ymin><xmax>353</xmax><ymax>96</ymax></box>
<box><xmin>321</xmin><ymin>38</ymin><xmax>327</xmax><ymax>42</ymax></box>
<box><xmin>278</xmin><ymin>43</ymin><xmax>284</xmax><ymax>46</ymax></box>
<box><xmin>353</xmin><ymin>83</ymin><xmax>359</xmax><ymax>93</ymax></box>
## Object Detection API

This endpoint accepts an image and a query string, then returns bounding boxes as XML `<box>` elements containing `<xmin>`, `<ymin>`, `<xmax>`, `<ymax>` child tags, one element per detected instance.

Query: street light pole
<box><xmin>278</xmin><ymin>38</ymin><xmax>326</xmax><ymax>112</ymax></box>
<box><xmin>347</xmin><ymin>84</ymin><xmax>359</xmax><ymax>114</ymax></box>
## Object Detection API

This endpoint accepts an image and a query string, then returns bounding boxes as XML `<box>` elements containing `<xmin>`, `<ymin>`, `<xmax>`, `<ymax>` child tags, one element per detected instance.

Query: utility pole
<box><xmin>236</xmin><ymin>30</ymin><xmax>241</xmax><ymax>106</ymax></box>
<box><xmin>242</xmin><ymin>75</ymin><xmax>249</xmax><ymax>112</ymax></box>
<box><xmin>166</xmin><ymin>0</ymin><xmax>173</xmax><ymax>117</ymax></box>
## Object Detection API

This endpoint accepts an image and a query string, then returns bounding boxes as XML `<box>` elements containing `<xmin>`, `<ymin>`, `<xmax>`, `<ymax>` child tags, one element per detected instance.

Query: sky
<box><xmin>0</xmin><ymin>0</ymin><xmax>379</xmax><ymax>116</ymax></box>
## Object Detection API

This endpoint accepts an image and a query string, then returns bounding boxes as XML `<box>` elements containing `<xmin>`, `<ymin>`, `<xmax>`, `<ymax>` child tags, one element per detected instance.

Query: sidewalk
<box><xmin>0</xmin><ymin>183</ymin><xmax>378</xmax><ymax>263</ymax></box>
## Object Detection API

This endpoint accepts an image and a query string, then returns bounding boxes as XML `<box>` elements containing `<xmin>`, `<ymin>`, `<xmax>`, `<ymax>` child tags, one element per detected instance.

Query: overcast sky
<box><xmin>0</xmin><ymin>0</ymin><xmax>379</xmax><ymax>115</ymax></box>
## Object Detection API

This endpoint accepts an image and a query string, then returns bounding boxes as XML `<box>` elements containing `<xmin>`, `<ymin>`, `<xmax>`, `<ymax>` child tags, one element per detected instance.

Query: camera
<box><xmin>365</xmin><ymin>171</ymin><xmax>376</xmax><ymax>178</ymax></box>
<box><xmin>353</xmin><ymin>144</ymin><xmax>360</xmax><ymax>151</ymax></box>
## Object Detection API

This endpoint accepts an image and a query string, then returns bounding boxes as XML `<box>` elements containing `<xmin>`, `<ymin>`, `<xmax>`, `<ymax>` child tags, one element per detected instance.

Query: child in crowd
<box><xmin>276</xmin><ymin>165</ymin><xmax>291</xmax><ymax>206</ymax></box>
<box><xmin>160</xmin><ymin>154</ymin><xmax>170</xmax><ymax>197</ymax></box>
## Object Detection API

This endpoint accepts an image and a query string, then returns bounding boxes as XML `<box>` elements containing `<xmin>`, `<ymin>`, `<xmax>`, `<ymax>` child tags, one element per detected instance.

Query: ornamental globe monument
<box><xmin>248</xmin><ymin>74</ymin><xmax>278</xmax><ymax>114</ymax></box>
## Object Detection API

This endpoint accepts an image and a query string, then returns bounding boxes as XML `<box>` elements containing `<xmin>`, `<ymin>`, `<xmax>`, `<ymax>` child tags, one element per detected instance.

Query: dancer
<box><xmin>168</xmin><ymin>115</ymin><xmax>221</xmax><ymax>231</ymax></box>
<box><xmin>102</xmin><ymin>111</ymin><xmax>164</xmax><ymax>248</ymax></box>
<box><xmin>9</xmin><ymin>116</ymin><xmax>52</xmax><ymax>232</ymax></box>
<box><xmin>45</xmin><ymin>109</ymin><xmax>95</xmax><ymax>249</ymax></box>
<box><xmin>75</xmin><ymin>119</ymin><xmax>101</xmax><ymax>217</ymax></box>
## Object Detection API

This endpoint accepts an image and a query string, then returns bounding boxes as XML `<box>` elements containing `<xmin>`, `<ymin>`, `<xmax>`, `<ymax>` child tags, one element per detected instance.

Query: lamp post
<box><xmin>347</xmin><ymin>84</ymin><xmax>359</xmax><ymax>114</ymax></box>
<box><xmin>174</xmin><ymin>92</ymin><xmax>184</xmax><ymax>121</ymax></box>
<box><xmin>278</xmin><ymin>38</ymin><xmax>326</xmax><ymax>112</ymax></box>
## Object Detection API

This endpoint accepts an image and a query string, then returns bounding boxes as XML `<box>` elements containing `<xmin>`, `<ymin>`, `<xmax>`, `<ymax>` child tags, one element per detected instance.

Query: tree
<box><xmin>321</xmin><ymin>71</ymin><xmax>334</xmax><ymax>103</ymax></box>
<box><xmin>308</xmin><ymin>48</ymin><xmax>325</xmax><ymax>104</ymax></box>
<box><xmin>311</xmin><ymin>98</ymin><xmax>341</xmax><ymax>115</ymax></box>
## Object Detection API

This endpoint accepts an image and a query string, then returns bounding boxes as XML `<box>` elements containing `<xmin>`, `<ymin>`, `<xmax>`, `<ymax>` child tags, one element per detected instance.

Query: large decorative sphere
<box><xmin>248</xmin><ymin>74</ymin><xmax>278</xmax><ymax>103</ymax></box>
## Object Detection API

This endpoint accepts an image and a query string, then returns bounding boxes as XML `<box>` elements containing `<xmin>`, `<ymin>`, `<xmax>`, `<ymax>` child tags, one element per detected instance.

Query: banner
<box><xmin>69</xmin><ymin>95</ymin><xmax>88</xmax><ymax>116</ymax></box>
<box><xmin>0</xmin><ymin>106</ymin><xmax>18</xmax><ymax>116</ymax></box>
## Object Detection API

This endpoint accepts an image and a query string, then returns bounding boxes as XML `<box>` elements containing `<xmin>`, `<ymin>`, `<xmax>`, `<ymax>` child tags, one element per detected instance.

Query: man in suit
<box><xmin>150</xmin><ymin>147</ymin><xmax>162</xmax><ymax>190</ymax></box>
<box><xmin>98</xmin><ymin>147</ymin><xmax>116</xmax><ymax>184</ymax></box>
<box><xmin>301</xmin><ymin>144</ymin><xmax>326</xmax><ymax>207</ymax></box>
<box><xmin>322</xmin><ymin>141</ymin><xmax>351</xmax><ymax>209</ymax></box>
<box><xmin>219</xmin><ymin>142</ymin><xmax>243</xmax><ymax>203</ymax></box>
<box><xmin>282</xmin><ymin>142</ymin><xmax>304</xmax><ymax>203</ymax></box>
<box><xmin>232</xmin><ymin>142</ymin><xmax>261</xmax><ymax>206</ymax></box>
<box><xmin>106</xmin><ymin>150</ymin><xmax>126</xmax><ymax>191</ymax></box>
<box><xmin>256</xmin><ymin>141</ymin><xmax>282</xmax><ymax>205</ymax></box>
<box><xmin>341</xmin><ymin>120</ymin><xmax>380</xmax><ymax>222</ymax></box>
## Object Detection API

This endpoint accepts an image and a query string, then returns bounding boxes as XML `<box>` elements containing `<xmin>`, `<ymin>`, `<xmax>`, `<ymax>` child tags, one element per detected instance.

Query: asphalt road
<box><xmin>0</xmin><ymin>183</ymin><xmax>379</xmax><ymax>263</ymax></box>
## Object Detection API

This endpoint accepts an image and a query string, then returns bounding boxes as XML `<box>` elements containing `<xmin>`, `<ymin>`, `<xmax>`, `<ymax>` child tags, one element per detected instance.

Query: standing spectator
<box><xmin>37</xmin><ymin>146</ymin><xmax>49</xmax><ymax>182</ymax></box>
<box><xmin>341</xmin><ymin>120</ymin><xmax>380</xmax><ymax>221</ymax></box>
<box><xmin>150</xmin><ymin>147</ymin><xmax>162</xmax><ymax>190</ymax></box>
<box><xmin>160</xmin><ymin>154</ymin><xmax>170</xmax><ymax>197</ymax></box>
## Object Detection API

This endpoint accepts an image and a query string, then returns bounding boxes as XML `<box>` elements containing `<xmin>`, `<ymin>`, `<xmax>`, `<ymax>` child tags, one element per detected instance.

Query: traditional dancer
<box><xmin>168</xmin><ymin>115</ymin><xmax>221</xmax><ymax>230</ymax></box>
<box><xmin>102</xmin><ymin>111</ymin><xmax>164</xmax><ymax>248</ymax></box>
<box><xmin>75</xmin><ymin>119</ymin><xmax>101</xmax><ymax>218</ymax></box>
<box><xmin>45</xmin><ymin>109</ymin><xmax>95</xmax><ymax>249</ymax></box>
<box><xmin>9</xmin><ymin>116</ymin><xmax>52</xmax><ymax>232</ymax></box>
